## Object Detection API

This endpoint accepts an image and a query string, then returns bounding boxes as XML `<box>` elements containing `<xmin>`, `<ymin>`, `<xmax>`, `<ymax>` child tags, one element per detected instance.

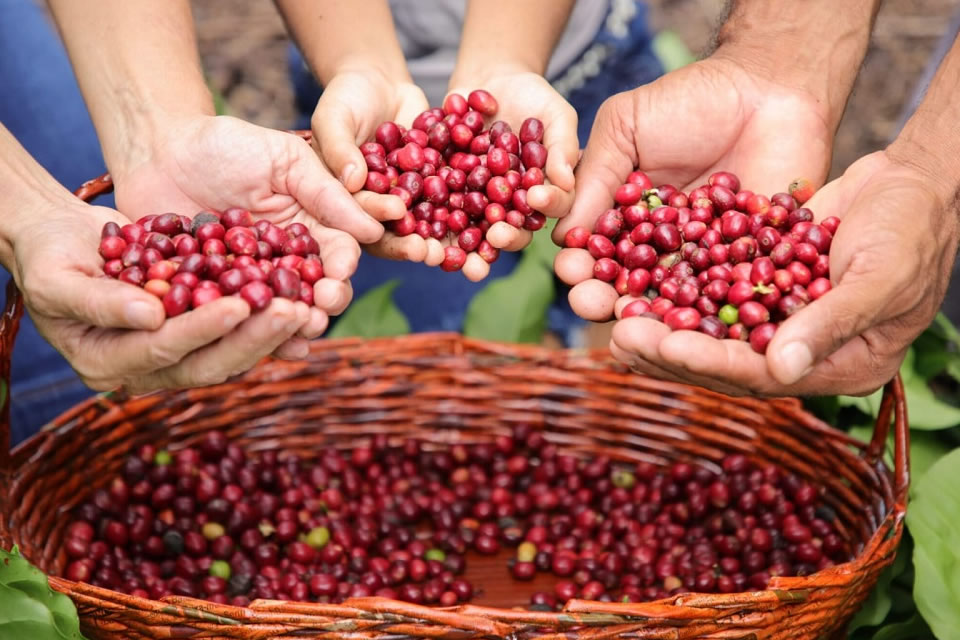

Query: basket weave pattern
<box><xmin>0</xmin><ymin>168</ymin><xmax>908</xmax><ymax>639</ymax></box>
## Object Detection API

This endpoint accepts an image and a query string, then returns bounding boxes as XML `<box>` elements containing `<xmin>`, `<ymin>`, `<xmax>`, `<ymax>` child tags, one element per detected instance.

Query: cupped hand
<box><xmin>11</xmin><ymin>200</ymin><xmax>314</xmax><ymax>395</ymax></box>
<box><xmin>440</xmin><ymin>70</ymin><xmax>579</xmax><ymax>281</ymax></box>
<box><xmin>609</xmin><ymin>152</ymin><xmax>959</xmax><ymax>397</ymax></box>
<box><xmin>555</xmin><ymin>55</ymin><xmax>835</xmax><ymax>323</ymax></box>
<box><xmin>308</xmin><ymin>69</ymin><xmax>448</xmax><ymax>267</ymax></box>
<box><xmin>110</xmin><ymin>114</ymin><xmax>369</xmax><ymax>346</ymax></box>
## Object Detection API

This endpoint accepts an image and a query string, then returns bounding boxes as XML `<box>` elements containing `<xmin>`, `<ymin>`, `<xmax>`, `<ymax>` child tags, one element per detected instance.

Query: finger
<box><xmin>354</xmin><ymin>191</ymin><xmax>407</xmax><ymax>222</ymax></box>
<box><xmin>283</xmin><ymin>136</ymin><xmax>383</xmax><ymax>244</ymax></box>
<box><xmin>131</xmin><ymin>299</ymin><xmax>309</xmax><ymax>392</ymax></box>
<box><xmin>553</xmin><ymin>95</ymin><xmax>637</xmax><ymax>244</ymax></box>
<box><xmin>614</xmin><ymin>295</ymin><xmax>641</xmax><ymax>320</ymax></box>
<box><xmin>568</xmin><ymin>279</ymin><xmax>618</xmax><ymax>322</ymax></box>
<box><xmin>541</xmin><ymin>103</ymin><xmax>579</xmax><ymax>192</ymax></box>
<box><xmin>364</xmin><ymin>233</ymin><xmax>429</xmax><ymax>262</ymax></box>
<box><xmin>652</xmin><ymin>327</ymin><xmax>770</xmax><ymax>396</ymax></box>
<box><xmin>486</xmin><ymin>223</ymin><xmax>532</xmax><ymax>251</ymax></box>
<box><xmin>311</xmin><ymin>97</ymin><xmax>368</xmax><ymax>192</ymax></box>
<box><xmin>91</xmin><ymin>297</ymin><xmax>251</xmax><ymax>377</ymax></box>
<box><xmin>273</xmin><ymin>336</ymin><xmax>311</xmax><ymax>360</ymax></box>
<box><xmin>766</xmin><ymin>276</ymin><xmax>889</xmax><ymax>386</ymax></box>
<box><xmin>527</xmin><ymin>184</ymin><xmax>575</xmax><ymax>219</ymax></box>
<box><xmin>423</xmin><ymin>239</ymin><xmax>445</xmax><ymax>267</ymax></box>
<box><xmin>314</xmin><ymin>278</ymin><xmax>353</xmax><ymax>316</ymax></box>
<box><xmin>554</xmin><ymin>248</ymin><xmax>595</xmax><ymax>286</ymax></box>
<box><xmin>310</xmin><ymin>227</ymin><xmax>361</xmax><ymax>281</ymax></box>
<box><xmin>609</xmin><ymin>338</ymin><xmax>695</xmax><ymax>384</ymax></box>
<box><xmin>37</xmin><ymin>271</ymin><xmax>165</xmax><ymax>330</ymax></box>
<box><xmin>462</xmin><ymin>252</ymin><xmax>491</xmax><ymax>282</ymax></box>
<box><xmin>299</xmin><ymin>307</ymin><xmax>330</xmax><ymax>339</ymax></box>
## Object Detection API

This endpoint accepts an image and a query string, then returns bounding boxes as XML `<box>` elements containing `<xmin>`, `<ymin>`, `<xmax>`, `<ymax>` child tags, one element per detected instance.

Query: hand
<box><xmin>553</xmin><ymin>56</ymin><xmax>834</xmax><ymax>316</ymax></box>
<box><xmin>111</xmin><ymin>114</ymin><xmax>374</xmax><ymax>345</ymax></box>
<box><xmin>609</xmin><ymin>151</ymin><xmax>959</xmax><ymax>397</ymax></box>
<box><xmin>309</xmin><ymin>69</ymin><xmax>444</xmax><ymax>266</ymax></box>
<box><xmin>10</xmin><ymin>200</ymin><xmax>313</xmax><ymax>394</ymax></box>
<box><xmin>446</xmin><ymin>70</ymin><xmax>580</xmax><ymax>280</ymax></box>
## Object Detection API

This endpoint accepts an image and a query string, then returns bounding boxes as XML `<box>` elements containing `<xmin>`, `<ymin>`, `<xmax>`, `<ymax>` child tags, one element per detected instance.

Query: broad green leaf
<box><xmin>906</xmin><ymin>448</ymin><xmax>960</xmax><ymax>640</ymax></box>
<box><xmin>871</xmin><ymin>615</ymin><xmax>936</xmax><ymax>640</ymax></box>
<box><xmin>327</xmin><ymin>280</ymin><xmax>410</xmax><ymax>339</ymax></box>
<box><xmin>523</xmin><ymin>217</ymin><xmax>560</xmax><ymax>270</ymax></box>
<box><xmin>0</xmin><ymin>547</ymin><xmax>87</xmax><ymax>640</ymax></box>
<box><xmin>837</xmin><ymin>389</ymin><xmax>882</xmax><ymax>416</ymax></box>
<box><xmin>651</xmin><ymin>31</ymin><xmax>697</xmax><ymax>72</ymax></box>
<box><xmin>931</xmin><ymin>313</ymin><xmax>960</xmax><ymax>345</ymax></box>
<box><xmin>900</xmin><ymin>373</ymin><xmax>960</xmax><ymax>430</ymax></box>
<box><xmin>463</xmin><ymin>254</ymin><xmax>554</xmax><ymax>343</ymax></box>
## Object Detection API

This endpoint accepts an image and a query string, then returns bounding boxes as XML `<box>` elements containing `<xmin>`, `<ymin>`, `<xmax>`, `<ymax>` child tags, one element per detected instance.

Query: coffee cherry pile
<box><xmin>359</xmin><ymin>90</ymin><xmax>549</xmax><ymax>272</ymax></box>
<box><xmin>98</xmin><ymin>210</ymin><xmax>323</xmax><ymax>317</ymax></box>
<box><xmin>565</xmin><ymin>171</ymin><xmax>839</xmax><ymax>353</ymax></box>
<box><xmin>61</xmin><ymin>427</ymin><xmax>850</xmax><ymax>609</ymax></box>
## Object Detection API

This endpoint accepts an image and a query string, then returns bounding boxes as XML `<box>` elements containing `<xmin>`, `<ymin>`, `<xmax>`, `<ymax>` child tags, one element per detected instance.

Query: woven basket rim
<box><xmin>0</xmin><ymin>143</ymin><xmax>912</xmax><ymax>638</ymax></box>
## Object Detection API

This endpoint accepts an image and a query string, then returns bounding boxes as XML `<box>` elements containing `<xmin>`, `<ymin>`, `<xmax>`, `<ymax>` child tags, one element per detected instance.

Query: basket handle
<box><xmin>866</xmin><ymin>376</ymin><xmax>909</xmax><ymax>499</ymax></box>
<box><xmin>0</xmin><ymin>174</ymin><xmax>118</xmax><ymax>474</ymax></box>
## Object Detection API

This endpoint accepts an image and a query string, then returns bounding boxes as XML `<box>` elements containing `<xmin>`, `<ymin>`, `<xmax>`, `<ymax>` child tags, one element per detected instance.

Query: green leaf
<box><xmin>326</xmin><ymin>280</ymin><xmax>410</xmax><ymax>339</ymax></box>
<box><xmin>901</xmin><ymin>373</ymin><xmax>960</xmax><ymax>430</ymax></box>
<box><xmin>523</xmin><ymin>217</ymin><xmax>560</xmax><ymax>270</ymax></box>
<box><xmin>871</xmin><ymin>615</ymin><xmax>936</xmax><ymax>640</ymax></box>
<box><xmin>463</xmin><ymin>253</ymin><xmax>554</xmax><ymax>343</ymax></box>
<box><xmin>651</xmin><ymin>31</ymin><xmax>697</xmax><ymax>72</ymax></box>
<box><xmin>930</xmin><ymin>312</ymin><xmax>960</xmax><ymax>345</ymax></box>
<box><xmin>837</xmin><ymin>389</ymin><xmax>883</xmax><ymax>416</ymax></box>
<box><xmin>905</xmin><ymin>448</ymin><xmax>960</xmax><ymax>640</ymax></box>
<box><xmin>0</xmin><ymin>547</ymin><xmax>87</xmax><ymax>640</ymax></box>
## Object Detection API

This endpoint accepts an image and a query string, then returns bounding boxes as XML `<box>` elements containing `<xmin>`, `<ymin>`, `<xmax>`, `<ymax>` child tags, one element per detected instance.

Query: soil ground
<box><xmin>190</xmin><ymin>0</ymin><xmax>960</xmax><ymax>347</ymax></box>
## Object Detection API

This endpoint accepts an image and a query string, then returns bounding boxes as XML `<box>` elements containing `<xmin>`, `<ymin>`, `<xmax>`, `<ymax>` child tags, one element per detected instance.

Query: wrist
<box><xmin>887</xmin><ymin>125</ymin><xmax>960</xmax><ymax>207</ymax></box>
<box><xmin>449</xmin><ymin>60</ymin><xmax>537</xmax><ymax>93</ymax></box>
<box><xmin>106</xmin><ymin>108</ymin><xmax>213</xmax><ymax>188</ymax></box>
<box><xmin>315</xmin><ymin>53</ymin><xmax>412</xmax><ymax>88</ymax></box>
<box><xmin>711</xmin><ymin>0</ymin><xmax>878</xmax><ymax>131</ymax></box>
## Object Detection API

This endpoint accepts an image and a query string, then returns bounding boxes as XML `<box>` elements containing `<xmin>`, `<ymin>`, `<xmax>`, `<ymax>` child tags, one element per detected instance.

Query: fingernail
<box><xmin>125</xmin><ymin>301</ymin><xmax>158</xmax><ymax>328</ymax></box>
<box><xmin>777</xmin><ymin>341</ymin><xmax>814</xmax><ymax>383</ymax></box>
<box><xmin>341</xmin><ymin>163</ymin><xmax>356</xmax><ymax>186</ymax></box>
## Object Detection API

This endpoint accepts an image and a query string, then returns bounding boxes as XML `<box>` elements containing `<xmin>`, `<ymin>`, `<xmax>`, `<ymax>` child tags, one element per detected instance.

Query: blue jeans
<box><xmin>288</xmin><ymin>1</ymin><xmax>663</xmax><ymax>341</ymax></box>
<box><xmin>0</xmin><ymin>0</ymin><xmax>110</xmax><ymax>445</ymax></box>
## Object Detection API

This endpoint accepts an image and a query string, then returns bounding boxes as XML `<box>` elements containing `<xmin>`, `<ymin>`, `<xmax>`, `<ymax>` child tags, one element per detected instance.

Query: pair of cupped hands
<box><xmin>18</xmin><ymin>60</ymin><xmax>955</xmax><ymax>398</ymax></box>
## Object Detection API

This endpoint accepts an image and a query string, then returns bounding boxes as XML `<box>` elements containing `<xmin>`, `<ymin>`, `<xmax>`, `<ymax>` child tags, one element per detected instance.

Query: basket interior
<box><xmin>3</xmin><ymin>334</ymin><xmax>894</xmax><ymax>610</ymax></box>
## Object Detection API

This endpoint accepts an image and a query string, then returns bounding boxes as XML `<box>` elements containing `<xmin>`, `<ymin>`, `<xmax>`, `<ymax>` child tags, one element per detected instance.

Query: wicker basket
<box><xmin>0</xmin><ymin>169</ymin><xmax>908</xmax><ymax>639</ymax></box>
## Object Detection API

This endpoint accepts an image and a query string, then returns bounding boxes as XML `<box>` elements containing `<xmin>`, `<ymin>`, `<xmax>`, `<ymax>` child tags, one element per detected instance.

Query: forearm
<box><xmin>274</xmin><ymin>0</ymin><xmax>410</xmax><ymax>84</ymax></box>
<box><xmin>887</xmin><ymin>36</ymin><xmax>960</xmax><ymax>203</ymax></box>
<box><xmin>713</xmin><ymin>0</ymin><xmax>880</xmax><ymax>130</ymax></box>
<box><xmin>46</xmin><ymin>0</ymin><xmax>214</xmax><ymax>177</ymax></box>
<box><xmin>451</xmin><ymin>0</ymin><xmax>577</xmax><ymax>83</ymax></box>
<box><xmin>0</xmin><ymin>126</ymin><xmax>74</xmax><ymax>269</ymax></box>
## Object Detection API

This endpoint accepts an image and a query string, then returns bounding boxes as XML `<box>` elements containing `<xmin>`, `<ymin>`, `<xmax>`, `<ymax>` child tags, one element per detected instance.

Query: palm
<box><xmin>609</xmin><ymin>153</ymin><xmax>957</xmax><ymax>397</ymax></box>
<box><xmin>628</xmin><ymin>59</ymin><xmax>831</xmax><ymax>194</ymax></box>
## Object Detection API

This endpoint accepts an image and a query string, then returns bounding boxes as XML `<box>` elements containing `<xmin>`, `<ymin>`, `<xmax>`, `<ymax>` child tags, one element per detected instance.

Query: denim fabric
<box><xmin>0</xmin><ymin>0</ymin><xmax>109</xmax><ymax>445</ymax></box>
<box><xmin>288</xmin><ymin>1</ymin><xmax>664</xmax><ymax>343</ymax></box>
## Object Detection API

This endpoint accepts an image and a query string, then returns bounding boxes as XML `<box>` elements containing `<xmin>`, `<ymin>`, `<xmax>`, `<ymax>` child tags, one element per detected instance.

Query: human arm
<box><xmin>611</xmin><ymin>26</ymin><xmax>960</xmax><ymax>397</ymax></box>
<box><xmin>0</xmin><ymin>123</ymin><xmax>314</xmax><ymax>393</ymax></box>
<box><xmin>46</xmin><ymin>0</ymin><xmax>378</xmax><ymax>325</ymax></box>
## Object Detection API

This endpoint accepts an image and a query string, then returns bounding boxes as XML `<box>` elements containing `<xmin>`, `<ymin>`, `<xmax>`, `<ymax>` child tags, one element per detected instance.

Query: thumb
<box><xmin>284</xmin><ymin>136</ymin><xmax>383</xmax><ymax>245</ymax></box>
<box><xmin>43</xmin><ymin>271</ymin><xmax>165</xmax><ymax>330</ymax></box>
<box><xmin>552</xmin><ymin>94</ymin><xmax>637</xmax><ymax>244</ymax></box>
<box><xmin>311</xmin><ymin>99</ymin><xmax>368</xmax><ymax>194</ymax></box>
<box><xmin>766</xmin><ymin>273</ymin><xmax>887</xmax><ymax>385</ymax></box>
